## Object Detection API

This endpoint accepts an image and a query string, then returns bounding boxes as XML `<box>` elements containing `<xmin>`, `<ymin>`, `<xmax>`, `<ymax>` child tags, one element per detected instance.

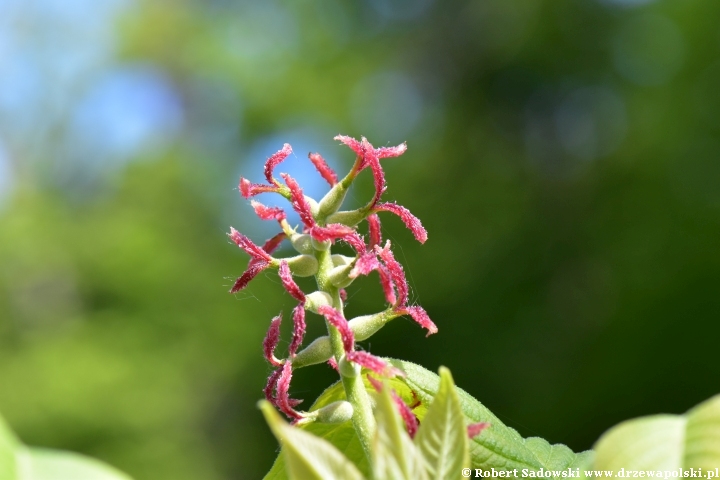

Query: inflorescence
<box><xmin>228</xmin><ymin>135</ymin><xmax>437</xmax><ymax>429</ymax></box>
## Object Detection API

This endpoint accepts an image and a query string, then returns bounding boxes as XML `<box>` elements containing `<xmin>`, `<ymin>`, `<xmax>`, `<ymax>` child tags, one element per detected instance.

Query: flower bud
<box><xmin>305</xmin><ymin>196</ymin><xmax>320</xmax><ymax>218</ymax></box>
<box><xmin>285</xmin><ymin>254</ymin><xmax>318</xmax><ymax>277</ymax></box>
<box><xmin>304</xmin><ymin>291</ymin><xmax>333</xmax><ymax>313</ymax></box>
<box><xmin>290</xmin><ymin>233</ymin><xmax>314</xmax><ymax>255</ymax></box>
<box><xmin>317</xmin><ymin>183</ymin><xmax>349</xmax><ymax>220</ymax></box>
<box><xmin>311</xmin><ymin>237</ymin><xmax>332</xmax><ymax>251</ymax></box>
<box><xmin>328</xmin><ymin>264</ymin><xmax>355</xmax><ymax>289</ymax></box>
<box><xmin>348</xmin><ymin>312</ymin><xmax>392</xmax><ymax>341</ymax></box>
<box><xmin>326</xmin><ymin>208</ymin><xmax>367</xmax><ymax>227</ymax></box>
<box><xmin>314</xmin><ymin>401</ymin><xmax>353</xmax><ymax>424</ymax></box>
<box><xmin>331</xmin><ymin>254</ymin><xmax>354</xmax><ymax>267</ymax></box>
<box><xmin>292</xmin><ymin>336</ymin><xmax>332</xmax><ymax>368</ymax></box>
<box><xmin>339</xmin><ymin>356</ymin><xmax>361</xmax><ymax>378</ymax></box>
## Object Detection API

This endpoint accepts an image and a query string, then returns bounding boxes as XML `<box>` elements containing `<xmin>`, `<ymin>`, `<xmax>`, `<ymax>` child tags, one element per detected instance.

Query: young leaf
<box><xmin>372</xmin><ymin>382</ymin><xmax>428</xmax><ymax>480</ymax></box>
<box><xmin>16</xmin><ymin>448</ymin><xmax>134</xmax><ymax>480</ymax></box>
<box><xmin>0</xmin><ymin>414</ymin><xmax>19</xmax><ymax>480</ymax></box>
<box><xmin>259</xmin><ymin>400</ymin><xmax>366</xmax><ymax>480</ymax></box>
<box><xmin>593</xmin><ymin>394</ymin><xmax>720</xmax><ymax>470</ymax></box>
<box><xmin>414</xmin><ymin>367</ymin><xmax>469</xmax><ymax>479</ymax></box>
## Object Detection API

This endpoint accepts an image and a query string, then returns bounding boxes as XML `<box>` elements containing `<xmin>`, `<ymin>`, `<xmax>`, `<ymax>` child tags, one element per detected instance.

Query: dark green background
<box><xmin>1</xmin><ymin>0</ymin><xmax>719</xmax><ymax>478</ymax></box>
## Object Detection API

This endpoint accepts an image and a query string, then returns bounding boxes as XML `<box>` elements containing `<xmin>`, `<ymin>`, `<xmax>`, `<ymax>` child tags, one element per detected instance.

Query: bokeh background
<box><xmin>2</xmin><ymin>0</ymin><xmax>720</xmax><ymax>478</ymax></box>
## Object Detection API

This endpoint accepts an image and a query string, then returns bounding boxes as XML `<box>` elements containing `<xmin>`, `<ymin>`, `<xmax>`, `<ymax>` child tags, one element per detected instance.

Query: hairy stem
<box><xmin>315</xmin><ymin>248</ymin><xmax>376</xmax><ymax>459</ymax></box>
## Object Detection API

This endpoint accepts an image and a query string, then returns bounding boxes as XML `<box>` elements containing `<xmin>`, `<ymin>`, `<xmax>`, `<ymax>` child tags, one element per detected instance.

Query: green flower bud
<box><xmin>317</xmin><ymin>183</ymin><xmax>349</xmax><ymax>220</ymax></box>
<box><xmin>285</xmin><ymin>254</ymin><xmax>318</xmax><ymax>277</ymax></box>
<box><xmin>305</xmin><ymin>196</ymin><xmax>320</xmax><ymax>218</ymax></box>
<box><xmin>326</xmin><ymin>208</ymin><xmax>368</xmax><ymax>227</ymax></box>
<box><xmin>304</xmin><ymin>291</ymin><xmax>333</xmax><ymax>313</ymax></box>
<box><xmin>290</xmin><ymin>233</ymin><xmax>314</xmax><ymax>254</ymax></box>
<box><xmin>311</xmin><ymin>237</ymin><xmax>332</xmax><ymax>251</ymax></box>
<box><xmin>328</xmin><ymin>263</ymin><xmax>355</xmax><ymax>288</ymax></box>
<box><xmin>331</xmin><ymin>254</ymin><xmax>354</xmax><ymax>267</ymax></box>
<box><xmin>348</xmin><ymin>311</ymin><xmax>393</xmax><ymax>341</ymax></box>
<box><xmin>292</xmin><ymin>336</ymin><xmax>332</xmax><ymax>368</ymax></box>
<box><xmin>339</xmin><ymin>356</ymin><xmax>360</xmax><ymax>378</ymax></box>
<box><xmin>314</xmin><ymin>401</ymin><xmax>353</xmax><ymax>424</ymax></box>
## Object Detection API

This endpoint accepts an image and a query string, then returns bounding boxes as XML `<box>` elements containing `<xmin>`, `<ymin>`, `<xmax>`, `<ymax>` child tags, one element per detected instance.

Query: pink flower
<box><xmin>263</xmin><ymin>314</ymin><xmax>283</xmax><ymax>367</ymax></box>
<box><xmin>251</xmin><ymin>200</ymin><xmax>286</xmax><ymax>223</ymax></box>
<box><xmin>308</xmin><ymin>152</ymin><xmax>338</xmax><ymax>186</ymax></box>
<box><xmin>228</xmin><ymin>229</ymin><xmax>286</xmax><ymax>293</ymax></box>
<box><xmin>373</xmin><ymin>202</ymin><xmax>427</xmax><ymax>244</ymax></box>
<box><xmin>239</xmin><ymin>144</ymin><xmax>292</xmax><ymax>199</ymax></box>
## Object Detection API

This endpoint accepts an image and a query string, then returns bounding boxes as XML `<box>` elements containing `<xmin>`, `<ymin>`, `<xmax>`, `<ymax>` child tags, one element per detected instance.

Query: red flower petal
<box><xmin>377</xmin><ymin>263</ymin><xmax>397</xmax><ymax>306</ymax></box>
<box><xmin>376</xmin><ymin>242</ymin><xmax>408</xmax><ymax>308</ymax></box>
<box><xmin>264</xmin><ymin>367</ymin><xmax>282</xmax><ymax>403</ymax></box>
<box><xmin>251</xmin><ymin>200</ymin><xmax>286</xmax><ymax>222</ymax></box>
<box><xmin>229</xmin><ymin>260</ymin><xmax>269</xmax><ymax>293</ymax></box>
<box><xmin>361</xmin><ymin>138</ymin><xmax>386</xmax><ymax>209</ymax></box>
<box><xmin>261</xmin><ymin>232</ymin><xmax>286</xmax><ymax>255</ymax></box>
<box><xmin>467</xmin><ymin>422</ymin><xmax>490</xmax><ymax>439</ymax></box>
<box><xmin>310</xmin><ymin>223</ymin><xmax>356</xmax><ymax>242</ymax></box>
<box><xmin>279</xmin><ymin>261</ymin><xmax>306</xmax><ymax>303</ymax></box>
<box><xmin>334</xmin><ymin>134</ymin><xmax>364</xmax><ymax>156</ymax></box>
<box><xmin>376</xmin><ymin>142</ymin><xmax>407</xmax><ymax>159</ymax></box>
<box><xmin>264</xmin><ymin>143</ymin><xmax>292</xmax><ymax>184</ymax></box>
<box><xmin>350</xmin><ymin>251</ymin><xmax>380</xmax><ymax>278</ymax></box>
<box><xmin>239</xmin><ymin>178</ymin><xmax>280</xmax><ymax>199</ymax></box>
<box><xmin>374</xmin><ymin>202</ymin><xmax>427</xmax><ymax>244</ymax></box>
<box><xmin>289</xmin><ymin>304</ymin><xmax>306</xmax><ymax>357</ymax></box>
<box><xmin>392</xmin><ymin>391</ymin><xmax>419</xmax><ymax>439</ymax></box>
<box><xmin>368</xmin><ymin>214</ymin><xmax>382</xmax><ymax>247</ymax></box>
<box><xmin>229</xmin><ymin>228</ymin><xmax>274</xmax><ymax>262</ymax></box>
<box><xmin>397</xmin><ymin>306</ymin><xmax>438</xmax><ymax>336</ymax></box>
<box><xmin>280</xmin><ymin>173</ymin><xmax>316</xmax><ymax>228</ymax></box>
<box><xmin>263</xmin><ymin>314</ymin><xmax>283</xmax><ymax>367</ymax></box>
<box><xmin>317</xmin><ymin>305</ymin><xmax>354</xmax><ymax>352</ymax></box>
<box><xmin>342</xmin><ymin>233</ymin><xmax>367</xmax><ymax>255</ymax></box>
<box><xmin>276</xmin><ymin>362</ymin><xmax>303</xmax><ymax>419</ymax></box>
<box><xmin>308</xmin><ymin>152</ymin><xmax>338</xmax><ymax>186</ymax></box>
<box><xmin>346</xmin><ymin>351</ymin><xmax>403</xmax><ymax>377</ymax></box>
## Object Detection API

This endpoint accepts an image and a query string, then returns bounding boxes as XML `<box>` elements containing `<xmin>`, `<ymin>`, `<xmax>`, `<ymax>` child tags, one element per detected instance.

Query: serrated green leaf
<box><xmin>372</xmin><ymin>382</ymin><xmax>428</xmax><ymax>480</ymax></box>
<box><xmin>16</xmin><ymin>448</ymin><xmax>133</xmax><ymax>480</ymax></box>
<box><xmin>388</xmin><ymin>359</ymin><xmax>591</xmax><ymax>474</ymax></box>
<box><xmin>594</xmin><ymin>394</ymin><xmax>720</xmax><ymax>471</ymax></box>
<box><xmin>0</xmin><ymin>413</ymin><xmax>19</xmax><ymax>480</ymax></box>
<box><xmin>260</xmin><ymin>401</ymin><xmax>366</xmax><ymax>480</ymax></box>
<box><xmin>414</xmin><ymin>367</ymin><xmax>468</xmax><ymax>480</ymax></box>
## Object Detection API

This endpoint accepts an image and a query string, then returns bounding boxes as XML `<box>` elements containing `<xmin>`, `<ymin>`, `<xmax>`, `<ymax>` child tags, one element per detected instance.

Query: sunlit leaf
<box><xmin>0</xmin><ymin>414</ymin><xmax>19</xmax><ymax>480</ymax></box>
<box><xmin>372</xmin><ymin>383</ymin><xmax>428</xmax><ymax>480</ymax></box>
<box><xmin>594</xmin><ymin>394</ymin><xmax>720</xmax><ymax>471</ymax></box>
<box><xmin>16</xmin><ymin>448</ymin><xmax>133</xmax><ymax>480</ymax></box>
<box><xmin>260</xmin><ymin>400</ymin><xmax>366</xmax><ymax>480</ymax></box>
<box><xmin>414</xmin><ymin>367</ymin><xmax>468</xmax><ymax>479</ymax></box>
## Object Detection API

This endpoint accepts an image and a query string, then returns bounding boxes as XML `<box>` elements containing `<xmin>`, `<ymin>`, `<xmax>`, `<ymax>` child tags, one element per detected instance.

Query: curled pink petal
<box><xmin>310</xmin><ymin>223</ymin><xmax>356</xmax><ymax>242</ymax></box>
<box><xmin>239</xmin><ymin>178</ymin><xmax>280</xmax><ymax>199</ymax></box>
<box><xmin>346</xmin><ymin>351</ymin><xmax>403</xmax><ymax>378</ymax></box>
<box><xmin>397</xmin><ymin>306</ymin><xmax>438</xmax><ymax>336</ymax></box>
<box><xmin>264</xmin><ymin>368</ymin><xmax>282</xmax><ymax>404</ymax></box>
<box><xmin>392</xmin><ymin>391</ymin><xmax>419</xmax><ymax>439</ymax></box>
<box><xmin>350</xmin><ymin>251</ymin><xmax>380</xmax><ymax>278</ymax></box>
<box><xmin>368</xmin><ymin>214</ymin><xmax>382</xmax><ymax>247</ymax></box>
<box><xmin>289</xmin><ymin>304</ymin><xmax>306</xmax><ymax>357</ymax></box>
<box><xmin>263</xmin><ymin>314</ymin><xmax>283</xmax><ymax>367</ymax></box>
<box><xmin>230</xmin><ymin>261</ymin><xmax>269</xmax><ymax>293</ymax></box>
<box><xmin>374</xmin><ymin>202</ymin><xmax>427</xmax><ymax>244</ymax></box>
<box><xmin>317</xmin><ymin>305</ymin><xmax>354</xmax><ymax>352</ymax></box>
<box><xmin>280</xmin><ymin>173</ymin><xmax>316</xmax><ymax>228</ymax></box>
<box><xmin>376</xmin><ymin>142</ymin><xmax>407</xmax><ymax>159</ymax></box>
<box><xmin>334</xmin><ymin>134</ymin><xmax>364</xmax><ymax>156</ymax></box>
<box><xmin>362</xmin><ymin>138</ymin><xmax>386</xmax><ymax>208</ymax></box>
<box><xmin>261</xmin><ymin>232</ymin><xmax>286</xmax><ymax>255</ymax></box>
<box><xmin>279</xmin><ymin>261</ymin><xmax>306</xmax><ymax>303</ymax></box>
<box><xmin>309</xmin><ymin>152</ymin><xmax>338</xmax><ymax>186</ymax></box>
<box><xmin>377</xmin><ymin>264</ymin><xmax>397</xmax><ymax>305</ymax></box>
<box><xmin>229</xmin><ymin>228</ymin><xmax>273</xmax><ymax>262</ymax></box>
<box><xmin>467</xmin><ymin>422</ymin><xmax>490</xmax><ymax>439</ymax></box>
<box><xmin>376</xmin><ymin>241</ymin><xmax>408</xmax><ymax>308</ymax></box>
<box><xmin>276</xmin><ymin>362</ymin><xmax>303</xmax><ymax>419</ymax></box>
<box><xmin>251</xmin><ymin>200</ymin><xmax>286</xmax><ymax>222</ymax></box>
<box><xmin>342</xmin><ymin>233</ymin><xmax>367</xmax><ymax>255</ymax></box>
<box><xmin>264</xmin><ymin>143</ymin><xmax>293</xmax><ymax>184</ymax></box>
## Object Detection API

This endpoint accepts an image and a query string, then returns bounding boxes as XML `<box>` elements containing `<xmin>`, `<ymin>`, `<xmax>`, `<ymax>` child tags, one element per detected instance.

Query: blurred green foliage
<box><xmin>2</xmin><ymin>0</ymin><xmax>720</xmax><ymax>478</ymax></box>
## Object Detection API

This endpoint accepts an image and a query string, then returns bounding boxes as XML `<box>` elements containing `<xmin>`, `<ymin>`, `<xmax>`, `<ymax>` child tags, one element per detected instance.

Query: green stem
<box><xmin>314</xmin><ymin>248</ymin><xmax>376</xmax><ymax>459</ymax></box>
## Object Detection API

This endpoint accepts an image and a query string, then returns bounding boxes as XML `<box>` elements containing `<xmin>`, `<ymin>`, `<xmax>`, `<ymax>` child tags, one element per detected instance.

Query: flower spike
<box><xmin>309</xmin><ymin>152</ymin><xmax>338</xmax><ymax>186</ymax></box>
<box><xmin>280</xmin><ymin>173</ymin><xmax>316</xmax><ymax>229</ymax></box>
<box><xmin>289</xmin><ymin>304</ymin><xmax>306</xmax><ymax>357</ymax></box>
<box><xmin>373</xmin><ymin>202</ymin><xmax>427</xmax><ymax>244</ymax></box>
<box><xmin>376</xmin><ymin>241</ymin><xmax>408</xmax><ymax>308</ymax></box>
<box><xmin>318</xmin><ymin>305</ymin><xmax>354</xmax><ymax>352</ymax></box>
<box><xmin>264</xmin><ymin>143</ymin><xmax>293</xmax><ymax>185</ymax></box>
<box><xmin>367</xmin><ymin>214</ymin><xmax>382</xmax><ymax>248</ymax></box>
<box><xmin>276</xmin><ymin>362</ymin><xmax>303</xmax><ymax>420</ymax></box>
<box><xmin>263</xmin><ymin>314</ymin><xmax>284</xmax><ymax>367</ymax></box>
<box><xmin>229</xmin><ymin>228</ymin><xmax>274</xmax><ymax>263</ymax></box>
<box><xmin>251</xmin><ymin>200</ymin><xmax>287</xmax><ymax>222</ymax></box>
<box><xmin>279</xmin><ymin>261</ymin><xmax>306</xmax><ymax>303</ymax></box>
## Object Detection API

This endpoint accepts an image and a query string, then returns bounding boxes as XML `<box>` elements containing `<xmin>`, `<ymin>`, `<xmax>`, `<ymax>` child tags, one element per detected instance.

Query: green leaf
<box><xmin>0</xmin><ymin>414</ymin><xmax>20</xmax><ymax>480</ymax></box>
<box><xmin>594</xmin><ymin>394</ymin><xmax>720</xmax><ymax>470</ymax></box>
<box><xmin>372</xmin><ymin>382</ymin><xmax>428</xmax><ymax>480</ymax></box>
<box><xmin>414</xmin><ymin>367</ymin><xmax>468</xmax><ymax>480</ymax></box>
<box><xmin>388</xmin><ymin>359</ymin><xmax>592</xmax><ymax>474</ymax></box>
<box><xmin>16</xmin><ymin>448</ymin><xmax>133</xmax><ymax>480</ymax></box>
<box><xmin>259</xmin><ymin>400</ymin><xmax>366</xmax><ymax>480</ymax></box>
